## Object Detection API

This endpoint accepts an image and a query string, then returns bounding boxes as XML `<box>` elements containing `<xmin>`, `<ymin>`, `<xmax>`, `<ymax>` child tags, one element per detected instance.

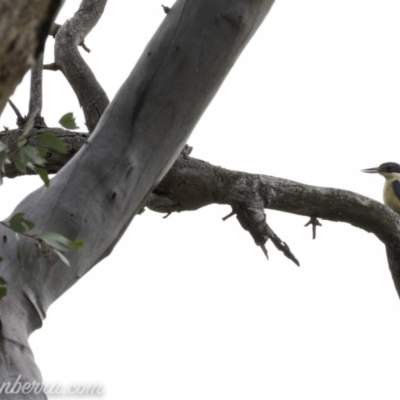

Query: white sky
<box><xmin>1</xmin><ymin>0</ymin><xmax>400</xmax><ymax>399</ymax></box>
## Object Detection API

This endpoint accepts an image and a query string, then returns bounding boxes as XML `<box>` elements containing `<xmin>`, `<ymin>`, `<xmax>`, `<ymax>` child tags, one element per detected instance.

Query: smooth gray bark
<box><xmin>0</xmin><ymin>0</ymin><xmax>275</xmax><ymax>398</ymax></box>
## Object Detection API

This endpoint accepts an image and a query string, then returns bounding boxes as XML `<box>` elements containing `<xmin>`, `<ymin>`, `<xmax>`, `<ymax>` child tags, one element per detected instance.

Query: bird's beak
<box><xmin>362</xmin><ymin>167</ymin><xmax>380</xmax><ymax>173</ymax></box>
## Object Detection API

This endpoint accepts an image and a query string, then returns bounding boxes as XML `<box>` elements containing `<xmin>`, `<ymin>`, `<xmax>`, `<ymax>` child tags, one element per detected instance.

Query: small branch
<box><xmin>162</xmin><ymin>5</ymin><xmax>171</xmax><ymax>14</ymax></box>
<box><xmin>53</xmin><ymin>0</ymin><xmax>109</xmax><ymax>131</ymax></box>
<box><xmin>79</xmin><ymin>40</ymin><xmax>91</xmax><ymax>53</ymax></box>
<box><xmin>0</xmin><ymin>221</ymin><xmax>38</xmax><ymax>241</ymax></box>
<box><xmin>29</xmin><ymin>52</ymin><xmax>46</xmax><ymax>127</ymax></box>
<box><xmin>260</xmin><ymin>244</ymin><xmax>269</xmax><ymax>260</ymax></box>
<box><xmin>265</xmin><ymin>224</ymin><xmax>300</xmax><ymax>266</ymax></box>
<box><xmin>43</xmin><ymin>62</ymin><xmax>59</xmax><ymax>71</ymax></box>
<box><xmin>181</xmin><ymin>144</ymin><xmax>193</xmax><ymax>158</ymax></box>
<box><xmin>49</xmin><ymin>22</ymin><xmax>61</xmax><ymax>37</ymax></box>
<box><xmin>222</xmin><ymin>210</ymin><xmax>235</xmax><ymax>221</ymax></box>
<box><xmin>7</xmin><ymin>100</ymin><xmax>24</xmax><ymax>127</ymax></box>
<box><xmin>304</xmin><ymin>217</ymin><xmax>322</xmax><ymax>239</ymax></box>
<box><xmin>235</xmin><ymin>204</ymin><xmax>299</xmax><ymax>266</ymax></box>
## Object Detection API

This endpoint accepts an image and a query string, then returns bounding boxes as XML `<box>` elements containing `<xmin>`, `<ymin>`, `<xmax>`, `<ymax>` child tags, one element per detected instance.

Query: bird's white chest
<box><xmin>383</xmin><ymin>179</ymin><xmax>400</xmax><ymax>213</ymax></box>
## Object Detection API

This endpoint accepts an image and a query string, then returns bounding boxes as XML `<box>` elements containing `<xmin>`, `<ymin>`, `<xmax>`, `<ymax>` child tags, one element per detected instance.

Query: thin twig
<box><xmin>260</xmin><ymin>244</ymin><xmax>269</xmax><ymax>260</ymax></box>
<box><xmin>7</xmin><ymin>100</ymin><xmax>24</xmax><ymax>127</ymax></box>
<box><xmin>43</xmin><ymin>63</ymin><xmax>59</xmax><ymax>71</ymax></box>
<box><xmin>80</xmin><ymin>41</ymin><xmax>91</xmax><ymax>53</ymax></box>
<box><xmin>266</xmin><ymin>224</ymin><xmax>300</xmax><ymax>266</ymax></box>
<box><xmin>222</xmin><ymin>210</ymin><xmax>235</xmax><ymax>221</ymax></box>
<box><xmin>304</xmin><ymin>217</ymin><xmax>322</xmax><ymax>239</ymax></box>
<box><xmin>0</xmin><ymin>222</ymin><xmax>38</xmax><ymax>241</ymax></box>
<box><xmin>162</xmin><ymin>5</ymin><xmax>171</xmax><ymax>14</ymax></box>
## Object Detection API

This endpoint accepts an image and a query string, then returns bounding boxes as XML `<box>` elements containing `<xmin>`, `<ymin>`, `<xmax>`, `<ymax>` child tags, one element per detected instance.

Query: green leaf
<box><xmin>13</xmin><ymin>146</ymin><xmax>47</xmax><ymax>177</ymax></box>
<box><xmin>13</xmin><ymin>150</ymin><xmax>27</xmax><ymax>174</ymax></box>
<box><xmin>41</xmin><ymin>232</ymin><xmax>76</xmax><ymax>252</ymax></box>
<box><xmin>21</xmin><ymin>145</ymin><xmax>46</xmax><ymax>166</ymax></box>
<box><xmin>21</xmin><ymin>110</ymin><xmax>38</xmax><ymax>137</ymax></box>
<box><xmin>36</xmin><ymin>147</ymin><xmax>48</xmax><ymax>158</ymax></box>
<box><xmin>36</xmin><ymin>133</ymin><xmax>67</xmax><ymax>154</ymax></box>
<box><xmin>72</xmin><ymin>238</ymin><xmax>84</xmax><ymax>249</ymax></box>
<box><xmin>59</xmin><ymin>112</ymin><xmax>79</xmax><ymax>130</ymax></box>
<box><xmin>53</xmin><ymin>249</ymin><xmax>70</xmax><ymax>267</ymax></box>
<box><xmin>40</xmin><ymin>233</ymin><xmax>83</xmax><ymax>268</ymax></box>
<box><xmin>33</xmin><ymin>167</ymin><xmax>50</xmax><ymax>187</ymax></box>
<box><xmin>0</xmin><ymin>276</ymin><xmax>6</xmax><ymax>285</ymax></box>
<box><xmin>9</xmin><ymin>212</ymin><xmax>35</xmax><ymax>233</ymax></box>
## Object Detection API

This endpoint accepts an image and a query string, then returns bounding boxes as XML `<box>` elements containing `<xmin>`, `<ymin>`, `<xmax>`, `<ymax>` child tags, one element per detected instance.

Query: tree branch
<box><xmin>51</xmin><ymin>0</ymin><xmax>109</xmax><ymax>131</ymax></box>
<box><xmin>0</xmin><ymin>127</ymin><xmax>88</xmax><ymax>177</ymax></box>
<box><xmin>2</xmin><ymin>124</ymin><xmax>399</xmax><ymax>271</ymax></box>
<box><xmin>7</xmin><ymin>100</ymin><xmax>24</xmax><ymax>127</ymax></box>
<box><xmin>29</xmin><ymin>53</ymin><xmax>46</xmax><ymax>127</ymax></box>
<box><xmin>147</xmin><ymin>153</ymin><xmax>400</xmax><ymax>250</ymax></box>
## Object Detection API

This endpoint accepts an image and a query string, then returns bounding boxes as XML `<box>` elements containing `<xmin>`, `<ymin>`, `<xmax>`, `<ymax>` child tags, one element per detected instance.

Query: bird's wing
<box><xmin>392</xmin><ymin>180</ymin><xmax>400</xmax><ymax>200</ymax></box>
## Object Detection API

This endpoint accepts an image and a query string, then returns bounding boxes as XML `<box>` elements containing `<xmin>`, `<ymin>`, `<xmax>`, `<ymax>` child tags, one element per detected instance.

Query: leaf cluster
<box><xmin>0</xmin><ymin>112</ymin><xmax>74</xmax><ymax>186</ymax></box>
<box><xmin>0</xmin><ymin>112</ymin><xmax>82</xmax><ymax>298</ymax></box>
<box><xmin>4</xmin><ymin>212</ymin><xmax>83</xmax><ymax>272</ymax></box>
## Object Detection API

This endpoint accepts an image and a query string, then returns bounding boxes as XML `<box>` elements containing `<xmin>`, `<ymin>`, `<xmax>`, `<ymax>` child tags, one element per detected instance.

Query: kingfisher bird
<box><xmin>362</xmin><ymin>162</ymin><xmax>400</xmax><ymax>213</ymax></box>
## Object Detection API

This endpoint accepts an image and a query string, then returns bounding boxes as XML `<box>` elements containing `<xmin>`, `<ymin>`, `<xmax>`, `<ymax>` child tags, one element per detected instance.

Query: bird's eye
<box><xmin>386</xmin><ymin>166</ymin><xmax>393</xmax><ymax>172</ymax></box>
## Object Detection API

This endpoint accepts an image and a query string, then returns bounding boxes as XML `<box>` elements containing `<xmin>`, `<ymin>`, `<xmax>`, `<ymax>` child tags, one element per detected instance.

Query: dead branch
<box><xmin>50</xmin><ymin>0</ymin><xmax>109</xmax><ymax>131</ymax></box>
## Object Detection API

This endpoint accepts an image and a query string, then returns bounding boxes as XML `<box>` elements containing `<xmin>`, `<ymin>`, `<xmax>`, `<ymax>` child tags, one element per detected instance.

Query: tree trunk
<box><xmin>0</xmin><ymin>0</ymin><xmax>275</xmax><ymax>398</ymax></box>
